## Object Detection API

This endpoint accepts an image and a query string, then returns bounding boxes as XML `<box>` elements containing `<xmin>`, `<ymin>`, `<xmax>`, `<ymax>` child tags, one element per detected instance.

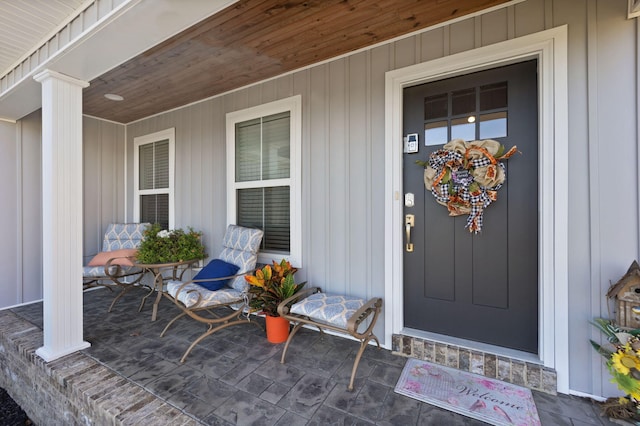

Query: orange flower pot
<box><xmin>265</xmin><ymin>315</ymin><xmax>290</xmax><ymax>343</ymax></box>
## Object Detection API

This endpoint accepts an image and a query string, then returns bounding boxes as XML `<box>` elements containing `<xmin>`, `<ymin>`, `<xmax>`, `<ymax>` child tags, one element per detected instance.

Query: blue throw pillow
<box><xmin>193</xmin><ymin>259</ymin><xmax>240</xmax><ymax>291</ymax></box>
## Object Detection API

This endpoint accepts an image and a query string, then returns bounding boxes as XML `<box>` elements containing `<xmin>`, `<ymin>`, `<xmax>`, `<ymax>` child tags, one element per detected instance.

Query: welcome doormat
<box><xmin>395</xmin><ymin>359</ymin><xmax>541</xmax><ymax>426</ymax></box>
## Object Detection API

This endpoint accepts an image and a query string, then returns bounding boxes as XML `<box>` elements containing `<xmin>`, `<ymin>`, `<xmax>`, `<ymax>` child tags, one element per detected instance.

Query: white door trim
<box><xmin>384</xmin><ymin>26</ymin><xmax>569</xmax><ymax>393</ymax></box>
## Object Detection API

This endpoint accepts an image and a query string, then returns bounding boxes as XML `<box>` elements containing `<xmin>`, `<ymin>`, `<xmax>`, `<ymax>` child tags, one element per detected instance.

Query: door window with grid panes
<box><xmin>424</xmin><ymin>82</ymin><xmax>508</xmax><ymax>145</ymax></box>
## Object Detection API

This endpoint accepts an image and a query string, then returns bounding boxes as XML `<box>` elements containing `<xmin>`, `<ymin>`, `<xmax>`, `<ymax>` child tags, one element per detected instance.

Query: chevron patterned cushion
<box><xmin>289</xmin><ymin>293</ymin><xmax>366</xmax><ymax>329</ymax></box>
<box><xmin>219</xmin><ymin>225</ymin><xmax>264</xmax><ymax>292</ymax></box>
<box><xmin>102</xmin><ymin>223</ymin><xmax>149</xmax><ymax>251</ymax></box>
<box><xmin>166</xmin><ymin>280</ymin><xmax>245</xmax><ymax>308</ymax></box>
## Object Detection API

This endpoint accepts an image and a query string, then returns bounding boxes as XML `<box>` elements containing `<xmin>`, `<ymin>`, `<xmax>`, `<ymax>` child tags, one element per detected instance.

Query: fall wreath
<box><xmin>417</xmin><ymin>139</ymin><xmax>518</xmax><ymax>233</ymax></box>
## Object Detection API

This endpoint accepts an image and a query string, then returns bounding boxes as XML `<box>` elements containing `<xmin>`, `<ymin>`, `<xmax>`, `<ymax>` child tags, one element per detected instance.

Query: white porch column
<box><xmin>33</xmin><ymin>69</ymin><xmax>90</xmax><ymax>361</ymax></box>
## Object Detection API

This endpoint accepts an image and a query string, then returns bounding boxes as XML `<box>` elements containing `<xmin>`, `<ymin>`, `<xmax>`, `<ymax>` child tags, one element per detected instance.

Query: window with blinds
<box><xmin>134</xmin><ymin>129</ymin><xmax>175</xmax><ymax>230</ymax></box>
<box><xmin>227</xmin><ymin>96</ymin><xmax>301</xmax><ymax>265</ymax></box>
<box><xmin>235</xmin><ymin>112</ymin><xmax>291</xmax><ymax>253</ymax></box>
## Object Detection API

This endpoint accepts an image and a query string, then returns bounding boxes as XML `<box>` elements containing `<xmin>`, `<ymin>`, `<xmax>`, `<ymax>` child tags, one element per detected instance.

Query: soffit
<box><xmin>0</xmin><ymin>0</ymin><xmax>87</xmax><ymax>77</ymax></box>
<box><xmin>84</xmin><ymin>0</ymin><xmax>513</xmax><ymax>123</ymax></box>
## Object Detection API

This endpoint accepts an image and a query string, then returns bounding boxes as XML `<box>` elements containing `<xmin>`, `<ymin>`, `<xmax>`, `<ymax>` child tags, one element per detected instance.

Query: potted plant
<box><xmin>136</xmin><ymin>223</ymin><xmax>207</xmax><ymax>264</ymax></box>
<box><xmin>245</xmin><ymin>259</ymin><xmax>305</xmax><ymax>343</ymax></box>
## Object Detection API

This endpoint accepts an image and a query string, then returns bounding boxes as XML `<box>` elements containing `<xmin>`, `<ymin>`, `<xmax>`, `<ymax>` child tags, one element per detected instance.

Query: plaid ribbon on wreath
<box><xmin>470</xmin><ymin>157</ymin><xmax>493</xmax><ymax>168</ymax></box>
<box><xmin>420</xmin><ymin>139</ymin><xmax>517</xmax><ymax>233</ymax></box>
<box><xmin>466</xmin><ymin>187</ymin><xmax>499</xmax><ymax>232</ymax></box>
<box><xmin>432</xmin><ymin>184</ymin><xmax>450</xmax><ymax>204</ymax></box>
<box><xmin>428</xmin><ymin>149</ymin><xmax>463</xmax><ymax>169</ymax></box>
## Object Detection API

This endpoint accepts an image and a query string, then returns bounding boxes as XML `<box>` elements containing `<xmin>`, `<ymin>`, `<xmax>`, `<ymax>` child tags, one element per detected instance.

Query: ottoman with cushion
<box><xmin>277</xmin><ymin>287</ymin><xmax>382</xmax><ymax>391</ymax></box>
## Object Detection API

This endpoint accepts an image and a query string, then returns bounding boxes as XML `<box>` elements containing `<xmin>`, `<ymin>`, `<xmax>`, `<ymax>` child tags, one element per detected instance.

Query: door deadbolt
<box><xmin>405</xmin><ymin>192</ymin><xmax>415</xmax><ymax>207</ymax></box>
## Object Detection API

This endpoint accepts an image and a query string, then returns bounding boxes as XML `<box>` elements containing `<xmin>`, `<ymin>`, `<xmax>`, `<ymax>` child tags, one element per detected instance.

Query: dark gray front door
<box><xmin>402</xmin><ymin>60</ymin><xmax>539</xmax><ymax>353</ymax></box>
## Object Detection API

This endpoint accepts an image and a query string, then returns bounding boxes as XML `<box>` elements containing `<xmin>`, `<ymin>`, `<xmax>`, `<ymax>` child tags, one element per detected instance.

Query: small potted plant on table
<box><xmin>136</xmin><ymin>223</ymin><xmax>207</xmax><ymax>264</ymax></box>
<box><xmin>245</xmin><ymin>259</ymin><xmax>305</xmax><ymax>343</ymax></box>
<box><xmin>135</xmin><ymin>223</ymin><xmax>208</xmax><ymax>320</ymax></box>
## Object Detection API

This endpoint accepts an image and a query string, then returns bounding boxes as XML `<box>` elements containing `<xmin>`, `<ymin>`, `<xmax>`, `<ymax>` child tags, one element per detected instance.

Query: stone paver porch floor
<box><xmin>9</xmin><ymin>287</ymin><xmax>618</xmax><ymax>425</ymax></box>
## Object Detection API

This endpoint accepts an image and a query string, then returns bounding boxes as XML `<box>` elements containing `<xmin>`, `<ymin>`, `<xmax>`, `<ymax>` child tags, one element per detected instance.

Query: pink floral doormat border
<box><xmin>395</xmin><ymin>359</ymin><xmax>541</xmax><ymax>426</ymax></box>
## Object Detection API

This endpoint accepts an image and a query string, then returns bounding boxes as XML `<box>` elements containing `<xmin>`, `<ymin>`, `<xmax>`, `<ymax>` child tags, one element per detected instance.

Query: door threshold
<box><xmin>394</xmin><ymin>328</ymin><xmax>557</xmax><ymax>394</ymax></box>
<box><xmin>401</xmin><ymin>327</ymin><xmax>541</xmax><ymax>364</ymax></box>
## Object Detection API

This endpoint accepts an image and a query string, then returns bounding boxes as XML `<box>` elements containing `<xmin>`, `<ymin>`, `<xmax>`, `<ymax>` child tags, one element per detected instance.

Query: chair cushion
<box><xmin>166</xmin><ymin>281</ymin><xmax>245</xmax><ymax>308</ymax></box>
<box><xmin>102</xmin><ymin>223</ymin><xmax>149</xmax><ymax>251</ymax></box>
<box><xmin>193</xmin><ymin>259</ymin><xmax>239</xmax><ymax>291</ymax></box>
<box><xmin>83</xmin><ymin>264</ymin><xmax>119</xmax><ymax>278</ymax></box>
<box><xmin>82</xmin><ymin>264</ymin><xmax>142</xmax><ymax>278</ymax></box>
<box><xmin>219</xmin><ymin>225</ymin><xmax>264</xmax><ymax>292</ymax></box>
<box><xmin>289</xmin><ymin>293</ymin><xmax>366</xmax><ymax>329</ymax></box>
<box><xmin>88</xmin><ymin>248</ymin><xmax>138</xmax><ymax>267</ymax></box>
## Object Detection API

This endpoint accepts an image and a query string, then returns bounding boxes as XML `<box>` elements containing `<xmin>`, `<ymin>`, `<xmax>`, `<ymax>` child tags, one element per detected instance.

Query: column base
<box><xmin>36</xmin><ymin>341</ymin><xmax>91</xmax><ymax>362</ymax></box>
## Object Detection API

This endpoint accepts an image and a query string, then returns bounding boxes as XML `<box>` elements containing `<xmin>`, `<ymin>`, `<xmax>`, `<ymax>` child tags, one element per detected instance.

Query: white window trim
<box><xmin>133</xmin><ymin>128</ymin><xmax>176</xmax><ymax>229</ymax></box>
<box><xmin>226</xmin><ymin>95</ymin><xmax>302</xmax><ymax>266</ymax></box>
<box><xmin>384</xmin><ymin>26</ymin><xmax>568</xmax><ymax>392</ymax></box>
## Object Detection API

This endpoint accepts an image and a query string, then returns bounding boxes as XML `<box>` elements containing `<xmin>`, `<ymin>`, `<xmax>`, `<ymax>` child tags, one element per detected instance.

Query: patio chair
<box><xmin>83</xmin><ymin>223</ymin><xmax>150</xmax><ymax>312</ymax></box>
<box><xmin>277</xmin><ymin>287</ymin><xmax>383</xmax><ymax>391</ymax></box>
<box><xmin>161</xmin><ymin>224</ymin><xmax>264</xmax><ymax>362</ymax></box>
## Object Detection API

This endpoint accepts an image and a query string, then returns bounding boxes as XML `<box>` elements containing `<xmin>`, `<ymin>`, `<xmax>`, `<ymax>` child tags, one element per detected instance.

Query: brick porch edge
<box><xmin>0</xmin><ymin>310</ymin><xmax>200</xmax><ymax>425</ymax></box>
<box><xmin>392</xmin><ymin>334</ymin><xmax>557</xmax><ymax>395</ymax></box>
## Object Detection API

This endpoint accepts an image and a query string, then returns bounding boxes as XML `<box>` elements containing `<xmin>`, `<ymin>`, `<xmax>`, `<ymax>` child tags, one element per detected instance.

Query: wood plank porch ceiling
<box><xmin>83</xmin><ymin>0</ymin><xmax>511</xmax><ymax>124</ymax></box>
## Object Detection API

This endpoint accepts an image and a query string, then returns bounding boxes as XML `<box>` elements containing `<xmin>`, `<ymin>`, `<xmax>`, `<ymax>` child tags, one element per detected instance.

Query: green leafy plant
<box><xmin>245</xmin><ymin>259</ymin><xmax>305</xmax><ymax>317</ymax></box>
<box><xmin>136</xmin><ymin>223</ymin><xmax>207</xmax><ymax>264</ymax></box>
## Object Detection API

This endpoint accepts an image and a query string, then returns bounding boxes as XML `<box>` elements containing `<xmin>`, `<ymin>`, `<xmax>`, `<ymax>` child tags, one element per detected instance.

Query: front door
<box><xmin>402</xmin><ymin>60</ymin><xmax>539</xmax><ymax>353</ymax></box>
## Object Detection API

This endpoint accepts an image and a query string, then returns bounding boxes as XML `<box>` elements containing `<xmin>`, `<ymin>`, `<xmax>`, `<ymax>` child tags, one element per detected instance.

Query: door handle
<box><xmin>405</xmin><ymin>214</ymin><xmax>414</xmax><ymax>252</ymax></box>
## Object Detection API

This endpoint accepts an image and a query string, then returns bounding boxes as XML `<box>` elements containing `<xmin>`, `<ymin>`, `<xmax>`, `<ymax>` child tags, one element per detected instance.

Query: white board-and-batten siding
<box><xmin>2</xmin><ymin>0</ymin><xmax>638</xmax><ymax>397</ymax></box>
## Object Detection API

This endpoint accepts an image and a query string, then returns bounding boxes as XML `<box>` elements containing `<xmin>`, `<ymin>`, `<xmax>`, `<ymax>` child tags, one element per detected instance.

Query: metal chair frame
<box><xmin>160</xmin><ymin>225</ymin><xmax>264</xmax><ymax>362</ymax></box>
<box><xmin>161</xmin><ymin>273</ymin><xmax>263</xmax><ymax>363</ymax></box>
<box><xmin>82</xmin><ymin>223</ymin><xmax>150</xmax><ymax>312</ymax></box>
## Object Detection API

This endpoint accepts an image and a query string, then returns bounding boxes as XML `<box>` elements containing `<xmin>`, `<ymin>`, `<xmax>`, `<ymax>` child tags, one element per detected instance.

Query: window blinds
<box><xmin>235</xmin><ymin>112</ymin><xmax>290</xmax><ymax>182</ymax></box>
<box><xmin>235</xmin><ymin>111</ymin><xmax>291</xmax><ymax>253</ymax></box>
<box><xmin>237</xmin><ymin>187</ymin><xmax>290</xmax><ymax>252</ymax></box>
<box><xmin>138</xmin><ymin>139</ymin><xmax>170</xmax><ymax>229</ymax></box>
<box><xmin>139</xmin><ymin>140</ymin><xmax>169</xmax><ymax>190</ymax></box>
<box><xmin>141</xmin><ymin>194</ymin><xmax>169</xmax><ymax>230</ymax></box>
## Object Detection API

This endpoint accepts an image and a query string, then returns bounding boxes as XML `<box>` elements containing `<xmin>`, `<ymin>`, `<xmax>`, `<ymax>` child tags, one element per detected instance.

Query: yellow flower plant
<box><xmin>592</xmin><ymin>318</ymin><xmax>640</xmax><ymax>412</ymax></box>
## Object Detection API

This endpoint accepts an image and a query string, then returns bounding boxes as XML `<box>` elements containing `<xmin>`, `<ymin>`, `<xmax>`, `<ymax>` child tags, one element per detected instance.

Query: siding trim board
<box><xmin>15</xmin><ymin>121</ymin><xmax>23</xmax><ymax>303</ymax></box>
<box><xmin>586</xmin><ymin>0</ymin><xmax>603</xmax><ymax>398</ymax></box>
<box><xmin>636</xmin><ymin>11</ymin><xmax>640</xmax><ymax>301</ymax></box>
<box><xmin>384</xmin><ymin>26</ymin><xmax>569</xmax><ymax>393</ymax></box>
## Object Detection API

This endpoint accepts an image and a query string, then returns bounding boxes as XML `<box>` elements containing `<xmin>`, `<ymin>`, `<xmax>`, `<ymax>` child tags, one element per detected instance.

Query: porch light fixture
<box><xmin>104</xmin><ymin>93</ymin><xmax>124</xmax><ymax>101</ymax></box>
<box><xmin>467</xmin><ymin>116</ymin><xmax>476</xmax><ymax>123</ymax></box>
